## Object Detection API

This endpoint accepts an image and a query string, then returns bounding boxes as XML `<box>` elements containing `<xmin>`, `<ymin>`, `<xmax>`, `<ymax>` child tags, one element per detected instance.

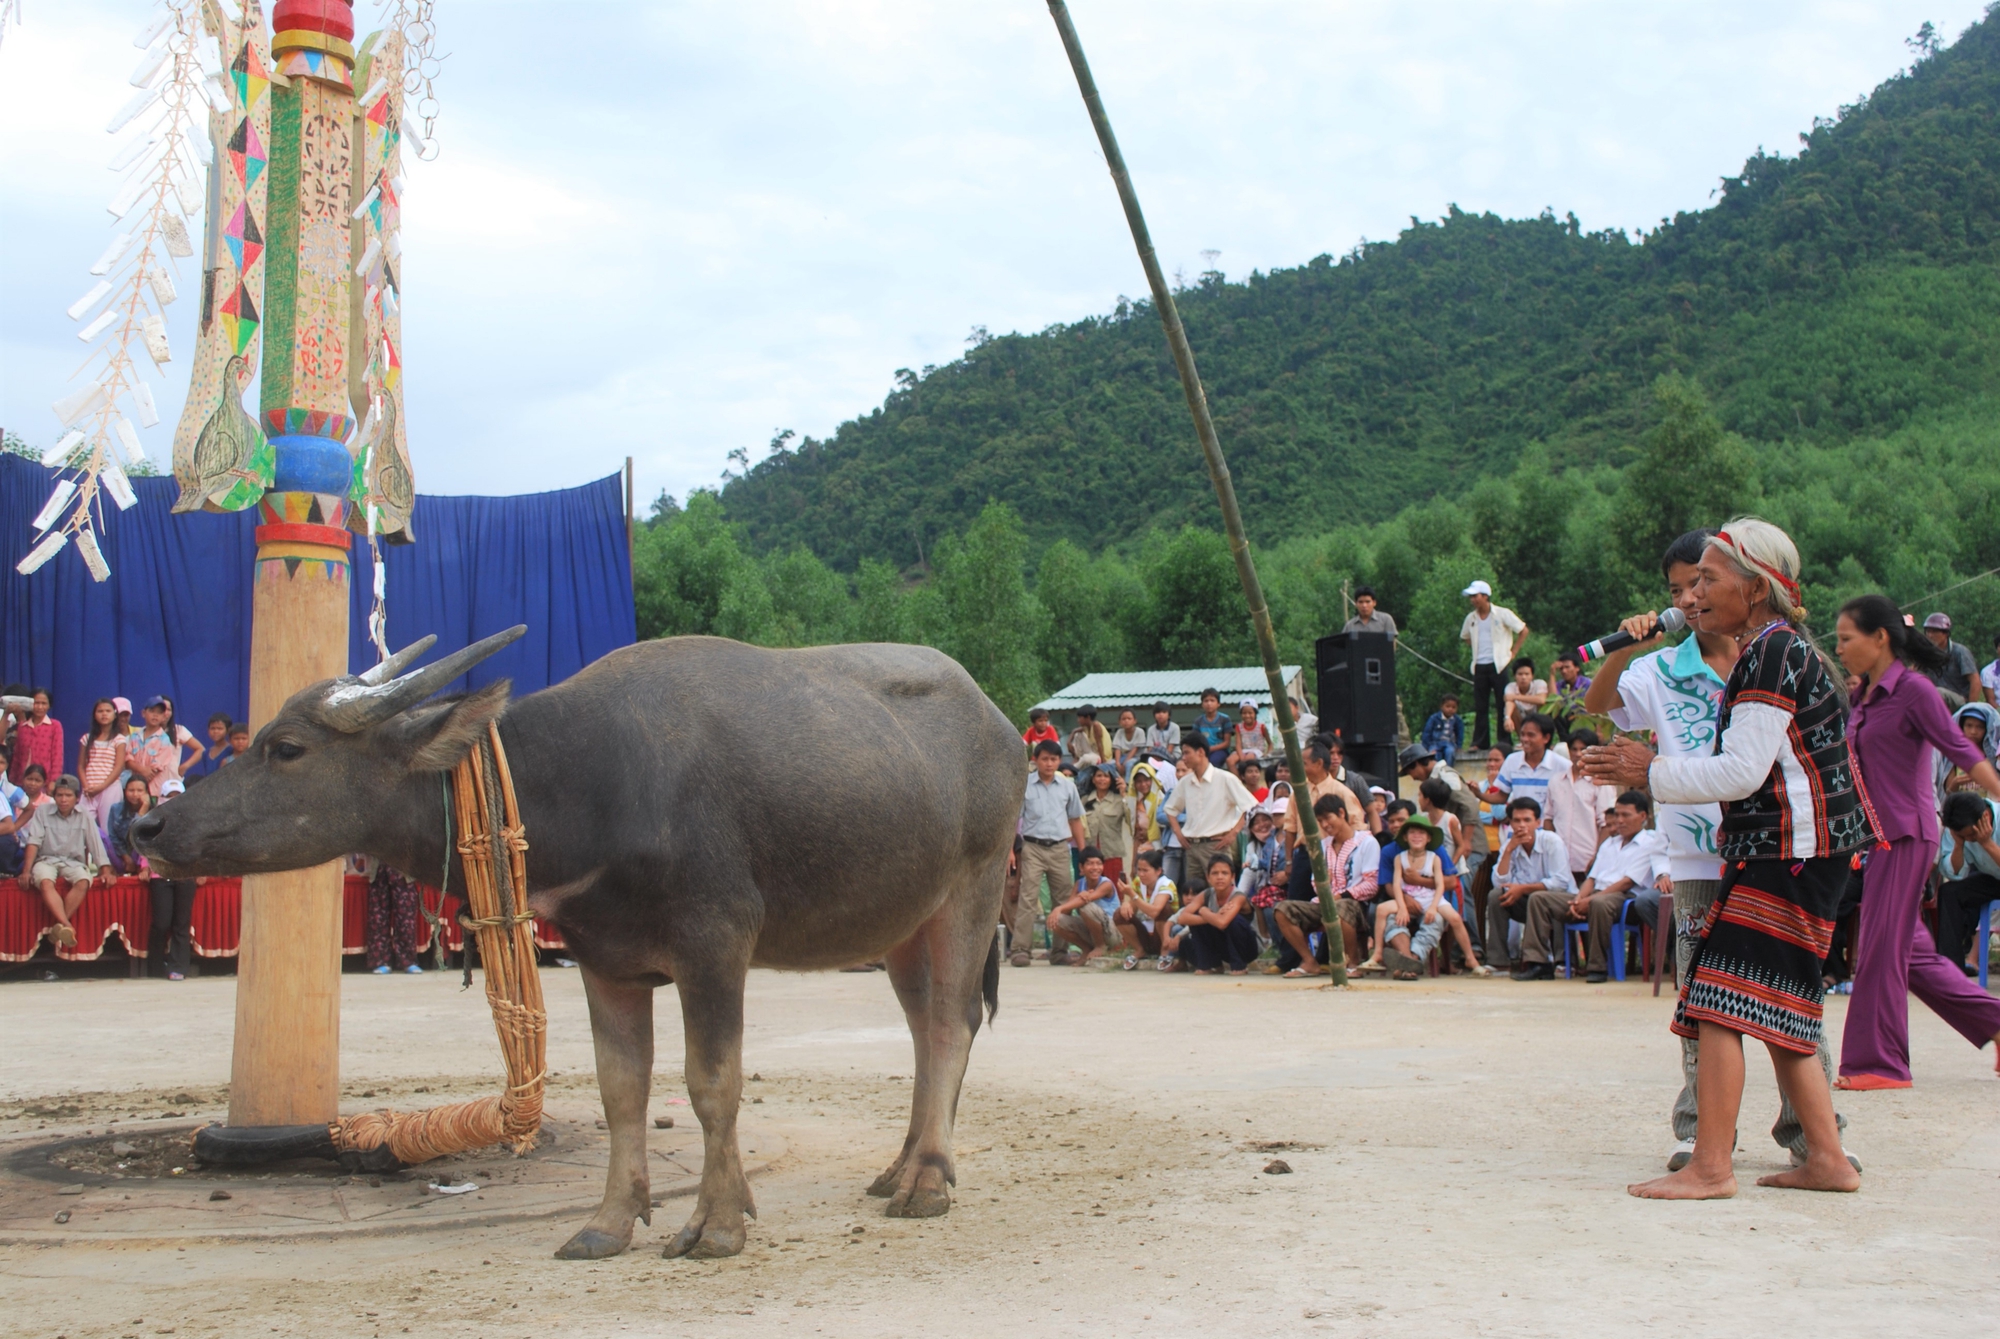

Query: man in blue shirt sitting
<box><xmin>1937</xmin><ymin>791</ymin><xmax>2000</xmax><ymax>977</ymax></box>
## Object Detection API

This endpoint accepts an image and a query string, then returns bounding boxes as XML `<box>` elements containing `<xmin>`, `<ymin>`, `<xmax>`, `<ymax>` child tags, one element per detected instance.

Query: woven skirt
<box><xmin>1671</xmin><ymin>855</ymin><xmax>1851</xmax><ymax>1055</ymax></box>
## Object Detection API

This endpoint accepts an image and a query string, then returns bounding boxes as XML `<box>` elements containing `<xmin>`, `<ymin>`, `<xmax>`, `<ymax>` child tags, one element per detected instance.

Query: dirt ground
<box><xmin>2</xmin><ymin>961</ymin><xmax>1998</xmax><ymax>1338</ymax></box>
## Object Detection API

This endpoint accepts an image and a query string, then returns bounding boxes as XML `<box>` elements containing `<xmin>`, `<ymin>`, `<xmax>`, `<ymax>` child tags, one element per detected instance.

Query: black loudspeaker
<box><xmin>1315</xmin><ymin>632</ymin><xmax>1399</xmax><ymax>781</ymax></box>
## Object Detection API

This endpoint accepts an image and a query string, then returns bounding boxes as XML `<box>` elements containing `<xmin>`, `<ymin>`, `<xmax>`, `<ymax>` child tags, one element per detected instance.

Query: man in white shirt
<box><xmin>1545</xmin><ymin>728</ymin><xmax>1617</xmax><ymax>885</ymax></box>
<box><xmin>1523</xmin><ymin>791</ymin><xmax>1669</xmax><ymax>983</ymax></box>
<box><xmin>1492</xmin><ymin>796</ymin><xmax>1574</xmax><ymax>981</ymax></box>
<box><xmin>1481</xmin><ymin>713</ymin><xmax>1566</xmax><ymax>970</ymax></box>
<box><xmin>1459</xmin><ymin>580</ymin><xmax>1528</xmax><ymax>752</ymax></box>
<box><xmin>1580</xmin><ymin>527</ymin><xmax>1850</xmax><ymax>1174</ymax></box>
<box><xmin>1160</xmin><ymin>738</ymin><xmax>1258</xmax><ymax>892</ymax></box>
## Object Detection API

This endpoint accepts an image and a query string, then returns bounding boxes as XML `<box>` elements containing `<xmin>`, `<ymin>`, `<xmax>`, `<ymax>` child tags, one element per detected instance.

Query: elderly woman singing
<box><xmin>1585</xmin><ymin>519</ymin><xmax>1868</xmax><ymax>1199</ymax></box>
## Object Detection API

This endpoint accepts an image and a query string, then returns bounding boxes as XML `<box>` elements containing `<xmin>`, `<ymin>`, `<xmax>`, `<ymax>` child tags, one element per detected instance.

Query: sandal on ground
<box><xmin>1353</xmin><ymin>960</ymin><xmax>1384</xmax><ymax>975</ymax></box>
<box><xmin>1122</xmin><ymin>954</ymin><xmax>1140</xmax><ymax>971</ymax></box>
<box><xmin>1282</xmin><ymin>967</ymin><xmax>1325</xmax><ymax>978</ymax></box>
<box><xmin>1156</xmin><ymin>953</ymin><xmax>1178</xmax><ymax>972</ymax></box>
<box><xmin>1468</xmin><ymin>963</ymin><xmax>1494</xmax><ymax>977</ymax></box>
<box><xmin>50</xmin><ymin>925</ymin><xmax>76</xmax><ymax>949</ymax></box>
<box><xmin>1383</xmin><ymin>946</ymin><xmax>1425</xmax><ymax>977</ymax></box>
<box><xmin>1391</xmin><ymin>969</ymin><xmax>1421</xmax><ymax>981</ymax></box>
<box><xmin>1834</xmin><ymin>1073</ymin><xmax>1912</xmax><ymax>1091</ymax></box>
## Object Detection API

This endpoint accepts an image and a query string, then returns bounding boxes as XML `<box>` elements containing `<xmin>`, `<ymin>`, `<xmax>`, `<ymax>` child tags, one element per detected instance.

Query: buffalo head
<box><xmin>132</xmin><ymin>625</ymin><xmax>526</xmax><ymax>877</ymax></box>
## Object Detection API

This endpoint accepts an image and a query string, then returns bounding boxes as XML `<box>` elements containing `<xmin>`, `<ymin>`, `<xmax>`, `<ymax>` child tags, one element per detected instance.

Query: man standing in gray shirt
<box><xmin>1341</xmin><ymin>586</ymin><xmax>1398</xmax><ymax>638</ymax></box>
<box><xmin>1010</xmin><ymin>740</ymin><xmax>1085</xmax><ymax>967</ymax></box>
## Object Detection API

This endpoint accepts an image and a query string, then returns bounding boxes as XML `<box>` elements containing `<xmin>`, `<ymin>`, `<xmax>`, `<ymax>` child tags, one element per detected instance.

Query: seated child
<box><xmin>1172</xmin><ymin>854</ymin><xmax>1259</xmax><ymax>975</ymax></box>
<box><xmin>1116</xmin><ymin>848</ymin><xmax>1179</xmax><ymax>969</ymax></box>
<box><xmin>1364</xmin><ymin>813</ymin><xmax>1489</xmax><ymax>978</ymax></box>
<box><xmin>1047</xmin><ymin>846</ymin><xmax>1121</xmax><ymax>965</ymax></box>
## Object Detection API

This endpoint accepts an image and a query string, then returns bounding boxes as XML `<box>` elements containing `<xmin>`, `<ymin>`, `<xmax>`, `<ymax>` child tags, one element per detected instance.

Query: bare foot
<box><xmin>1756</xmin><ymin>1158</ymin><xmax>1859</xmax><ymax>1193</ymax></box>
<box><xmin>1078</xmin><ymin>946</ymin><xmax>1106</xmax><ymax>965</ymax></box>
<box><xmin>1627</xmin><ymin>1167</ymin><xmax>1737</xmax><ymax>1199</ymax></box>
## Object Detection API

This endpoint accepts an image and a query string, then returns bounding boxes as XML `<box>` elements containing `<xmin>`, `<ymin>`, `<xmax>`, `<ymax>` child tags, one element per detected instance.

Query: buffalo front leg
<box><xmin>556</xmin><ymin>968</ymin><xmax>655</xmax><ymax>1259</ymax></box>
<box><xmin>663</xmin><ymin>964</ymin><xmax>755</xmax><ymax>1259</ymax></box>
<box><xmin>874</xmin><ymin>866</ymin><xmax>1001</xmax><ymax>1218</ymax></box>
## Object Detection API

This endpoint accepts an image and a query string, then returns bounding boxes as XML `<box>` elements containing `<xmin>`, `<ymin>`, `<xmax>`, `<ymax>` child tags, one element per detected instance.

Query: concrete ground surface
<box><xmin>2</xmin><ymin>962</ymin><xmax>1998</xmax><ymax>1338</ymax></box>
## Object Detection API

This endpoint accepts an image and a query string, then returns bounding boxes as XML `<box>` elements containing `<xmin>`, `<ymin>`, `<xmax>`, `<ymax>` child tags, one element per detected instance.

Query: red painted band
<box><xmin>256</xmin><ymin>522</ymin><xmax>353</xmax><ymax>550</ymax></box>
<box><xmin>271</xmin><ymin>0</ymin><xmax>355</xmax><ymax>41</ymax></box>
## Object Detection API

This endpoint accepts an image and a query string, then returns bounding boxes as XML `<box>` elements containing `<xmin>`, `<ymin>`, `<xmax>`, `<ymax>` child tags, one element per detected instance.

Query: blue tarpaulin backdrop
<box><xmin>0</xmin><ymin>455</ymin><xmax>635</xmax><ymax>745</ymax></box>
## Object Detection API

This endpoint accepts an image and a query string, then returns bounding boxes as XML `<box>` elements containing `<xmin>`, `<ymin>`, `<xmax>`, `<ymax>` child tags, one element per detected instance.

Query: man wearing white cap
<box><xmin>1459</xmin><ymin>581</ymin><xmax>1528</xmax><ymax>752</ymax></box>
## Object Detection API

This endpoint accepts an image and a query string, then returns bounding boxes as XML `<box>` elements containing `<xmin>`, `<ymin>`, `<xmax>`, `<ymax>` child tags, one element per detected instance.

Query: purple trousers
<box><xmin>1840</xmin><ymin>836</ymin><xmax>2000</xmax><ymax>1083</ymax></box>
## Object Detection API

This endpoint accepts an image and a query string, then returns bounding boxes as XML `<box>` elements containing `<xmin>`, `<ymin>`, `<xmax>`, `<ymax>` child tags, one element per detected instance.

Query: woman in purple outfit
<box><xmin>1835</xmin><ymin>594</ymin><xmax>2000</xmax><ymax>1088</ymax></box>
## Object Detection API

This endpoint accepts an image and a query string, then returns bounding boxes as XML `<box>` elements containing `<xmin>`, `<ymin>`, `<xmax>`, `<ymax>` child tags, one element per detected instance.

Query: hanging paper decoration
<box><xmin>347</xmin><ymin>25</ymin><xmax>414</xmax><ymax>547</ymax></box>
<box><xmin>19</xmin><ymin>1</ymin><xmax>210</xmax><ymax>580</ymax></box>
<box><xmin>171</xmin><ymin>0</ymin><xmax>276</xmax><ymax>515</ymax></box>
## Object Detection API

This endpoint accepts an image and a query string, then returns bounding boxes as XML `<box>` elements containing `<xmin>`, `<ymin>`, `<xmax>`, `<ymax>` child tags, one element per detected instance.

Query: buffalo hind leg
<box><xmin>556</xmin><ymin>968</ymin><xmax>654</xmax><ymax>1259</ymax></box>
<box><xmin>873</xmin><ymin>864</ymin><xmax>1001</xmax><ymax>1218</ymax></box>
<box><xmin>663</xmin><ymin>961</ymin><xmax>756</xmax><ymax>1259</ymax></box>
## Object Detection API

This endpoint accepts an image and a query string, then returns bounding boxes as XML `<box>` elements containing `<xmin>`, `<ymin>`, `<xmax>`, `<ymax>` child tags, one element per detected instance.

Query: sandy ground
<box><xmin>2</xmin><ymin>961</ymin><xmax>1998</xmax><ymax>1338</ymax></box>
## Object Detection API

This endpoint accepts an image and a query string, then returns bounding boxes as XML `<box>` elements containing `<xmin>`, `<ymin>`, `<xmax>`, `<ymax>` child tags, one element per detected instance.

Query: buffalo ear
<box><xmin>393</xmin><ymin>679</ymin><xmax>513</xmax><ymax>773</ymax></box>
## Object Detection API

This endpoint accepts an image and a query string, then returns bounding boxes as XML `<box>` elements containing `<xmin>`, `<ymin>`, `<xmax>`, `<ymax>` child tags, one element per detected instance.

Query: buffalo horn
<box><xmin>356</xmin><ymin>634</ymin><xmax>437</xmax><ymax>686</ymax></box>
<box><xmin>318</xmin><ymin>624</ymin><xmax>528</xmax><ymax>732</ymax></box>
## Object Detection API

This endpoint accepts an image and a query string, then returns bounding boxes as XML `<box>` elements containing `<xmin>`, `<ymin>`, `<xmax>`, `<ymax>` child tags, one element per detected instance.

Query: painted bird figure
<box><xmin>174</xmin><ymin>355</ymin><xmax>261</xmax><ymax>512</ymax></box>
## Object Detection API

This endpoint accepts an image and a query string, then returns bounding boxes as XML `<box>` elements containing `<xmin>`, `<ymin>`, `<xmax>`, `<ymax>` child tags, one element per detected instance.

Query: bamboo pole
<box><xmin>1045</xmin><ymin>0</ymin><xmax>1345</xmax><ymax>986</ymax></box>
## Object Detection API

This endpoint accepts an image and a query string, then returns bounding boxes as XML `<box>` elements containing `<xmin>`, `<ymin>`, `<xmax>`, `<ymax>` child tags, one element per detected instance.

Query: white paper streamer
<box><xmin>402</xmin><ymin>121</ymin><xmax>427</xmax><ymax>157</ymax></box>
<box><xmin>161</xmin><ymin>214</ymin><xmax>193</xmax><ymax>258</ymax></box>
<box><xmin>106</xmin><ymin>83</ymin><xmax>163</xmax><ymax>135</ymax></box>
<box><xmin>200</xmin><ymin>75</ymin><xmax>231</xmax><ymax>114</ymax></box>
<box><xmin>16</xmin><ymin>531</ymin><xmax>68</xmax><ymax>576</ymax></box>
<box><xmin>90</xmin><ymin>232</ymin><xmax>137</xmax><ymax>276</ymax></box>
<box><xmin>101</xmin><ymin>460</ymin><xmax>139</xmax><ymax>511</ymax></box>
<box><xmin>42</xmin><ymin>431</ymin><xmax>85</xmax><ymax>467</ymax></box>
<box><xmin>383</xmin><ymin>231</ymin><xmax>401</xmax><ymax>261</ymax></box>
<box><xmin>76</xmin><ymin>528</ymin><xmax>110</xmax><ymax>583</ymax></box>
<box><xmin>141</xmin><ymin>313</ymin><xmax>172</xmax><ymax>367</ymax></box>
<box><xmin>130</xmin><ymin>44</ymin><xmax>170</xmax><ymax>87</ymax></box>
<box><xmin>67</xmin><ymin>280</ymin><xmax>114</xmax><ymax>321</ymax></box>
<box><xmin>146</xmin><ymin>266</ymin><xmax>177</xmax><ymax>307</ymax></box>
<box><xmin>352</xmin><ymin>183</ymin><xmax>381</xmax><ymax>219</ymax></box>
<box><xmin>77</xmin><ymin>309</ymin><xmax>119</xmax><ymax>342</ymax></box>
<box><xmin>53</xmin><ymin>382</ymin><xmax>108</xmax><ymax>426</ymax></box>
<box><xmin>173</xmin><ymin>167</ymin><xmax>203</xmax><ymax>215</ymax></box>
<box><xmin>354</xmin><ymin>236</ymin><xmax>382</xmax><ymax>276</ymax></box>
<box><xmin>109</xmin><ymin>132</ymin><xmax>161</xmax><ymax>172</ymax></box>
<box><xmin>196</xmin><ymin>32</ymin><xmax>222</xmax><ymax>78</ymax></box>
<box><xmin>133</xmin><ymin>380</ymin><xmax>160</xmax><ymax>428</ymax></box>
<box><xmin>32</xmin><ymin>481</ymin><xmax>79</xmax><ymax>532</ymax></box>
<box><xmin>108</xmin><ymin>168</ymin><xmax>152</xmax><ymax>218</ymax></box>
<box><xmin>114</xmin><ymin>417</ymin><xmax>145</xmax><ymax>465</ymax></box>
<box><xmin>190</xmin><ymin>126</ymin><xmax>213</xmax><ymax>166</ymax></box>
<box><xmin>133</xmin><ymin>14</ymin><xmax>171</xmax><ymax>49</ymax></box>
<box><xmin>358</xmin><ymin>77</ymin><xmax>389</xmax><ymax>108</ymax></box>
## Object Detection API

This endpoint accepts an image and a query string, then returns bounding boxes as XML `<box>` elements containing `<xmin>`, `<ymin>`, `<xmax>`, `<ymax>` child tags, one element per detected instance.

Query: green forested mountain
<box><xmin>636</xmin><ymin>15</ymin><xmax>2000</xmax><ymax>724</ymax></box>
<box><xmin>718</xmin><ymin>14</ymin><xmax>2000</xmax><ymax>570</ymax></box>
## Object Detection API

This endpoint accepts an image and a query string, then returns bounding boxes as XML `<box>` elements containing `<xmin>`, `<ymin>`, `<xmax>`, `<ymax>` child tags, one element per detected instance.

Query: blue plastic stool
<box><xmin>1563</xmin><ymin>900</ymin><xmax>1649</xmax><ymax>982</ymax></box>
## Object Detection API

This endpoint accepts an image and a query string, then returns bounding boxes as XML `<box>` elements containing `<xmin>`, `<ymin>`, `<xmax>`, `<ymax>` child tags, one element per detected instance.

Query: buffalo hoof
<box><xmin>886</xmin><ymin>1164</ymin><xmax>951</xmax><ymax>1219</ymax></box>
<box><xmin>865</xmin><ymin>1160</ymin><xmax>905</xmax><ymax>1198</ymax></box>
<box><xmin>554</xmin><ymin>1227</ymin><xmax>630</xmax><ymax>1260</ymax></box>
<box><xmin>663</xmin><ymin>1216</ymin><xmax>746</xmax><ymax>1260</ymax></box>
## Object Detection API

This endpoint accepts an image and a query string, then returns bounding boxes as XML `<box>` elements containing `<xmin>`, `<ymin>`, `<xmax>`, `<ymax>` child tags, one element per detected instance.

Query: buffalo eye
<box><xmin>272</xmin><ymin>741</ymin><xmax>306</xmax><ymax>762</ymax></box>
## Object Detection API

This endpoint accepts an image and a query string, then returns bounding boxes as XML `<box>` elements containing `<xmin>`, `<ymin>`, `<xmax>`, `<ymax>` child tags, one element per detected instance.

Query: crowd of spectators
<box><xmin>0</xmin><ymin>687</ymin><xmax>419</xmax><ymax>980</ymax></box>
<box><xmin>1009</xmin><ymin>580</ymin><xmax>2000</xmax><ymax>989</ymax></box>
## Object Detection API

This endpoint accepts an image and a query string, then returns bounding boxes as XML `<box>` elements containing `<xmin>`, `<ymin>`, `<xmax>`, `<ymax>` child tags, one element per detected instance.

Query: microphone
<box><xmin>1576</xmin><ymin>607</ymin><xmax>1687</xmax><ymax>663</ymax></box>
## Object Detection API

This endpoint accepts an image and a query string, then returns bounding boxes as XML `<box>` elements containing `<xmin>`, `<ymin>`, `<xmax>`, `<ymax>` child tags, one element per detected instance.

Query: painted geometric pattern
<box><xmin>261</xmin><ymin>78</ymin><xmax>354</xmax><ymax>441</ymax></box>
<box><xmin>171</xmin><ymin>17</ymin><xmax>273</xmax><ymax>513</ymax></box>
<box><xmin>260</xmin><ymin>407</ymin><xmax>357</xmax><ymax>442</ymax></box>
<box><xmin>278</xmin><ymin>47</ymin><xmax>354</xmax><ymax>89</ymax></box>
<box><xmin>255</xmin><ymin>555</ymin><xmax>351</xmax><ymax>586</ymax></box>
<box><xmin>258</xmin><ymin>491</ymin><xmax>353</xmax><ymax>529</ymax></box>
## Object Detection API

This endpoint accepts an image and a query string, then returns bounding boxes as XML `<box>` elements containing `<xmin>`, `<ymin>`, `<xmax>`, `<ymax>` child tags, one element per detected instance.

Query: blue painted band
<box><xmin>269</xmin><ymin>434</ymin><xmax>354</xmax><ymax>495</ymax></box>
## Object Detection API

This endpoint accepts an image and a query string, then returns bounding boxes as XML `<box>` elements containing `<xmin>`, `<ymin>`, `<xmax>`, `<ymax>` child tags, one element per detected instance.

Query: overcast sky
<box><xmin>1</xmin><ymin>1</ymin><xmax>1986</xmax><ymax>511</ymax></box>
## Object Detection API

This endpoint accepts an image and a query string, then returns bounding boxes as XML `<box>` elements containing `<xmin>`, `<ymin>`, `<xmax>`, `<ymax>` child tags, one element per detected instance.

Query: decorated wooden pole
<box><xmin>1044</xmin><ymin>0</ymin><xmax>1345</xmax><ymax>985</ymax></box>
<box><xmin>233</xmin><ymin>0</ymin><xmax>361</xmax><ymax>1129</ymax></box>
<box><xmin>168</xmin><ymin>0</ymin><xmax>360</xmax><ymax>1132</ymax></box>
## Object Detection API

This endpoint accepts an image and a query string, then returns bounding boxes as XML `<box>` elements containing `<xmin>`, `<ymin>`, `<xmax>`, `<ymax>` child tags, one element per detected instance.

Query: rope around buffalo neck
<box><xmin>329</xmin><ymin>726</ymin><xmax>548</xmax><ymax>1164</ymax></box>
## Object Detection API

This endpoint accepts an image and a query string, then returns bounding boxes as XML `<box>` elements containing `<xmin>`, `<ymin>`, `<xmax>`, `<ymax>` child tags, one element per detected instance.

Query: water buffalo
<box><xmin>134</xmin><ymin>627</ymin><xmax>1023</xmax><ymax>1259</ymax></box>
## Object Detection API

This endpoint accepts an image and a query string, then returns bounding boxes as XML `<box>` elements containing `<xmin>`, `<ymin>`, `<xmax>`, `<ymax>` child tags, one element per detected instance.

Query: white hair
<box><xmin>1706</xmin><ymin>517</ymin><xmax>1805</xmax><ymax>622</ymax></box>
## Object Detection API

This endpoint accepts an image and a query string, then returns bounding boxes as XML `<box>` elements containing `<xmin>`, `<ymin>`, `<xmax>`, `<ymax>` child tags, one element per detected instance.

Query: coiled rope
<box><xmin>328</xmin><ymin>722</ymin><xmax>548</xmax><ymax>1162</ymax></box>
